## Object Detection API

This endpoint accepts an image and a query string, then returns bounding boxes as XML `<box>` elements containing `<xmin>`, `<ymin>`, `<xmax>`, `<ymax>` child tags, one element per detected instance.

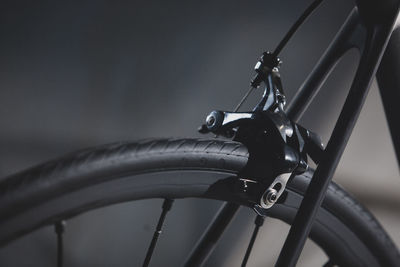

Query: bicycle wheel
<box><xmin>0</xmin><ymin>138</ymin><xmax>398</xmax><ymax>266</ymax></box>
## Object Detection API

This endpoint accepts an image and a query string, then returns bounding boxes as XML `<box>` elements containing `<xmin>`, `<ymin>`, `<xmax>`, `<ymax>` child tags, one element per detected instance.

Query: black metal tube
<box><xmin>276</xmin><ymin>6</ymin><xmax>399</xmax><ymax>266</ymax></box>
<box><xmin>286</xmin><ymin>9</ymin><xmax>360</xmax><ymax>122</ymax></box>
<box><xmin>376</xmin><ymin>26</ymin><xmax>400</xmax><ymax>167</ymax></box>
<box><xmin>183</xmin><ymin>202</ymin><xmax>239</xmax><ymax>267</ymax></box>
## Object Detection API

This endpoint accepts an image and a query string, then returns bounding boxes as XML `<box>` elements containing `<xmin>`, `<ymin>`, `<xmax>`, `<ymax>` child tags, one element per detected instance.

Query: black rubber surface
<box><xmin>0</xmin><ymin>138</ymin><xmax>399</xmax><ymax>266</ymax></box>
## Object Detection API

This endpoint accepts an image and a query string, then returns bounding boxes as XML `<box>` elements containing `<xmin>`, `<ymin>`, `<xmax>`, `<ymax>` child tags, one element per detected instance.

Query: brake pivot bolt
<box><xmin>206</xmin><ymin>115</ymin><xmax>216</xmax><ymax>127</ymax></box>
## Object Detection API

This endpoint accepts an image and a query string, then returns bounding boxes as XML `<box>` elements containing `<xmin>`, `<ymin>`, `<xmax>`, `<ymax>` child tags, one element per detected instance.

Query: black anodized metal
<box><xmin>286</xmin><ymin>9</ymin><xmax>362</xmax><ymax>122</ymax></box>
<box><xmin>376</xmin><ymin>26</ymin><xmax>400</xmax><ymax>167</ymax></box>
<box><xmin>276</xmin><ymin>2</ymin><xmax>400</xmax><ymax>266</ymax></box>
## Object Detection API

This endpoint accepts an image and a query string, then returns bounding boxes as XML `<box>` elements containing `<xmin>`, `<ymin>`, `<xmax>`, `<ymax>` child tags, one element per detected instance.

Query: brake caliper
<box><xmin>199</xmin><ymin>52</ymin><xmax>324</xmax><ymax>211</ymax></box>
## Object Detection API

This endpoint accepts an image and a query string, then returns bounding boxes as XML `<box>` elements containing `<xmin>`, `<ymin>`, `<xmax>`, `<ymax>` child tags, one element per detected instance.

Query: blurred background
<box><xmin>0</xmin><ymin>0</ymin><xmax>399</xmax><ymax>266</ymax></box>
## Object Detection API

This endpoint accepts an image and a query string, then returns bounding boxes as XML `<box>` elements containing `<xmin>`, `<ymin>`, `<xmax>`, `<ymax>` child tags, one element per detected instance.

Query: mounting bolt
<box><xmin>264</xmin><ymin>188</ymin><xmax>278</xmax><ymax>204</ymax></box>
<box><xmin>205</xmin><ymin>110</ymin><xmax>224</xmax><ymax>132</ymax></box>
<box><xmin>206</xmin><ymin>115</ymin><xmax>216</xmax><ymax>127</ymax></box>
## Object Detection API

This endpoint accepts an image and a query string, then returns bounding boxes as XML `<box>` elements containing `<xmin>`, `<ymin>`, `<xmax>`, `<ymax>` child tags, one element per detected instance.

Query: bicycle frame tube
<box><xmin>184</xmin><ymin>1</ymin><xmax>400</xmax><ymax>266</ymax></box>
<box><xmin>376</xmin><ymin>26</ymin><xmax>400</xmax><ymax>167</ymax></box>
<box><xmin>286</xmin><ymin>9</ymin><xmax>360</xmax><ymax>121</ymax></box>
<box><xmin>277</xmin><ymin>2</ymin><xmax>400</xmax><ymax>266</ymax></box>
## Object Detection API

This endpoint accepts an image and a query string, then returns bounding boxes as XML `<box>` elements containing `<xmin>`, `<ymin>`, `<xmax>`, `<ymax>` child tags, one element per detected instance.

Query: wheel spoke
<box><xmin>142</xmin><ymin>199</ymin><xmax>174</xmax><ymax>267</ymax></box>
<box><xmin>241</xmin><ymin>215</ymin><xmax>265</xmax><ymax>267</ymax></box>
<box><xmin>54</xmin><ymin>220</ymin><xmax>66</xmax><ymax>267</ymax></box>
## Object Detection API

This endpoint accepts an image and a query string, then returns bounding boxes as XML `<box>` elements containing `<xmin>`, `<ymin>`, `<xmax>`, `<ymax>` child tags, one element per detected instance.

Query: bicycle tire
<box><xmin>0</xmin><ymin>138</ymin><xmax>398</xmax><ymax>266</ymax></box>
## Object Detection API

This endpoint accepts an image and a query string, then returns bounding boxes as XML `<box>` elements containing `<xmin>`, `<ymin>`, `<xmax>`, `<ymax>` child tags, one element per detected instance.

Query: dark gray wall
<box><xmin>0</xmin><ymin>0</ymin><xmax>353</xmax><ymax>174</ymax></box>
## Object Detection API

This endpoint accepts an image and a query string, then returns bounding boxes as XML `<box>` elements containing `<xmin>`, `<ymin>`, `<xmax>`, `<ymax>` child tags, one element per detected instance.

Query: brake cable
<box><xmin>233</xmin><ymin>0</ymin><xmax>324</xmax><ymax>112</ymax></box>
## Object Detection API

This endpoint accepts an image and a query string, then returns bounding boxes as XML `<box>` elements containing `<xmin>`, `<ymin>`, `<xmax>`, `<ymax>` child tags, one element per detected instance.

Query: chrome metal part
<box><xmin>206</xmin><ymin>114</ymin><xmax>216</xmax><ymax>127</ymax></box>
<box><xmin>260</xmin><ymin>173</ymin><xmax>292</xmax><ymax>209</ymax></box>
